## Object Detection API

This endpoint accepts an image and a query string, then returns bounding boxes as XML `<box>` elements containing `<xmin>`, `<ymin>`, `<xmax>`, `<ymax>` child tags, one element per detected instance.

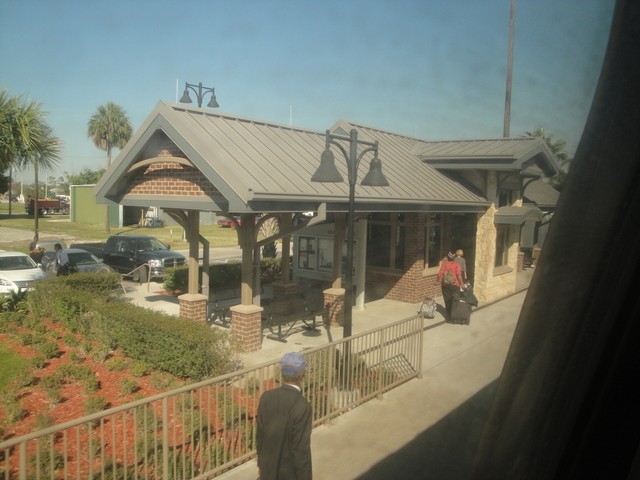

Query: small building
<box><xmin>94</xmin><ymin>101</ymin><xmax>558</xmax><ymax>350</ymax></box>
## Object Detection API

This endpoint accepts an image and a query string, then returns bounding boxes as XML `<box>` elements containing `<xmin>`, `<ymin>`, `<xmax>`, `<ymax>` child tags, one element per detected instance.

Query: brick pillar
<box><xmin>323</xmin><ymin>288</ymin><xmax>345</xmax><ymax>327</ymax></box>
<box><xmin>178</xmin><ymin>293</ymin><xmax>208</xmax><ymax>323</ymax></box>
<box><xmin>230</xmin><ymin>304</ymin><xmax>264</xmax><ymax>353</ymax></box>
<box><xmin>272</xmin><ymin>280</ymin><xmax>297</xmax><ymax>315</ymax></box>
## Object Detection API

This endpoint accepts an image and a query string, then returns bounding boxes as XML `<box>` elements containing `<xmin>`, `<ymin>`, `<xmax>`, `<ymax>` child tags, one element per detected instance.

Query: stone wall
<box><xmin>473</xmin><ymin>204</ymin><xmax>519</xmax><ymax>304</ymax></box>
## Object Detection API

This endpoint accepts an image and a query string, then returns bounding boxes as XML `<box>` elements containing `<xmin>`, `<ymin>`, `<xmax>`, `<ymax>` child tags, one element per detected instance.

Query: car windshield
<box><xmin>0</xmin><ymin>255</ymin><xmax>38</xmax><ymax>270</ymax></box>
<box><xmin>136</xmin><ymin>238</ymin><xmax>166</xmax><ymax>251</ymax></box>
<box><xmin>68</xmin><ymin>252</ymin><xmax>98</xmax><ymax>265</ymax></box>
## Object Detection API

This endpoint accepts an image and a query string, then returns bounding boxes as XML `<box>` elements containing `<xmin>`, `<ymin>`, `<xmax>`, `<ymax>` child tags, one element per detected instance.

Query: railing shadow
<box><xmin>356</xmin><ymin>380</ymin><xmax>498</xmax><ymax>480</ymax></box>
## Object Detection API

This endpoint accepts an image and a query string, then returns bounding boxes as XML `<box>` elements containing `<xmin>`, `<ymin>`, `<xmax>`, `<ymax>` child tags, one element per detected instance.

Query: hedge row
<box><xmin>164</xmin><ymin>257</ymin><xmax>282</xmax><ymax>293</ymax></box>
<box><xmin>27</xmin><ymin>273</ymin><xmax>240</xmax><ymax>380</ymax></box>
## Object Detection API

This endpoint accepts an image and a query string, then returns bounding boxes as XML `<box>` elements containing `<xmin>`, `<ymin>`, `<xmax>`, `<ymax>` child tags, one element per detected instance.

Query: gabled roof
<box><xmin>411</xmin><ymin>137</ymin><xmax>560</xmax><ymax>177</ymax></box>
<box><xmin>494</xmin><ymin>205</ymin><xmax>544</xmax><ymax>225</ymax></box>
<box><xmin>523</xmin><ymin>179</ymin><xmax>560</xmax><ymax>208</ymax></box>
<box><xmin>95</xmin><ymin>102</ymin><xmax>489</xmax><ymax>214</ymax></box>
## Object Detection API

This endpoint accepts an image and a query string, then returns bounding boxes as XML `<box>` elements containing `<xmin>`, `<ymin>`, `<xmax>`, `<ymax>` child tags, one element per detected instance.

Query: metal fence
<box><xmin>0</xmin><ymin>314</ymin><xmax>424</xmax><ymax>479</ymax></box>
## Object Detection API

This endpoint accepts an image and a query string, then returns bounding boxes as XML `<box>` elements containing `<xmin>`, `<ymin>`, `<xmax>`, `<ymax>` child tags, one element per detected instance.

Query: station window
<box><xmin>495</xmin><ymin>225</ymin><xmax>510</xmax><ymax>267</ymax></box>
<box><xmin>425</xmin><ymin>214</ymin><xmax>443</xmax><ymax>268</ymax></box>
<box><xmin>367</xmin><ymin>213</ymin><xmax>406</xmax><ymax>270</ymax></box>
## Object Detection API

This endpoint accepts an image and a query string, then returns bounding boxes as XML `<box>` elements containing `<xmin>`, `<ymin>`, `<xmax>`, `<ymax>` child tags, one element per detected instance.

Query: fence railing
<box><xmin>0</xmin><ymin>314</ymin><xmax>424</xmax><ymax>479</ymax></box>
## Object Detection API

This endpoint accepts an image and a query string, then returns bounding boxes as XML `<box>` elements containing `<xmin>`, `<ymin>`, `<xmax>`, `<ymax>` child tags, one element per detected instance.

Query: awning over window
<box><xmin>494</xmin><ymin>206</ymin><xmax>544</xmax><ymax>225</ymax></box>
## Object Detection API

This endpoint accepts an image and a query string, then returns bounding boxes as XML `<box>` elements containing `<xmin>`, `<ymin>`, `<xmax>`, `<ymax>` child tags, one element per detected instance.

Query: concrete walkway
<box><xmin>121</xmin><ymin>268</ymin><xmax>533</xmax><ymax>480</ymax></box>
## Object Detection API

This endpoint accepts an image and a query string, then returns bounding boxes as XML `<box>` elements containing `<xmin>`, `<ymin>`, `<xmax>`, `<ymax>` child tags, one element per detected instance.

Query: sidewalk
<box><xmin>122</xmin><ymin>269</ymin><xmax>533</xmax><ymax>480</ymax></box>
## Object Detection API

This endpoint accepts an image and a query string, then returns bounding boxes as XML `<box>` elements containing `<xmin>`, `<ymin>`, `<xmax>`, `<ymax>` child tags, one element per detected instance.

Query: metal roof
<box><xmin>411</xmin><ymin>137</ymin><xmax>560</xmax><ymax>177</ymax></box>
<box><xmin>95</xmin><ymin>102</ymin><xmax>490</xmax><ymax>214</ymax></box>
<box><xmin>494</xmin><ymin>205</ymin><xmax>544</xmax><ymax>225</ymax></box>
<box><xmin>523</xmin><ymin>179</ymin><xmax>560</xmax><ymax>208</ymax></box>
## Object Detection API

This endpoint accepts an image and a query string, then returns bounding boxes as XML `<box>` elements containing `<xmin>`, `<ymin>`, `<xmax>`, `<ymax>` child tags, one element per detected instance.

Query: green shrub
<box><xmin>119</xmin><ymin>378</ymin><xmax>138</xmax><ymax>396</ymax></box>
<box><xmin>130</xmin><ymin>361</ymin><xmax>151</xmax><ymax>377</ymax></box>
<box><xmin>89</xmin><ymin>301</ymin><xmax>239</xmax><ymax>380</ymax></box>
<box><xmin>84</xmin><ymin>396</ymin><xmax>108</xmax><ymax>415</ymax></box>
<box><xmin>215</xmin><ymin>391</ymin><xmax>247</xmax><ymax>428</ymax></box>
<box><xmin>36</xmin><ymin>341</ymin><xmax>60</xmax><ymax>359</ymax></box>
<box><xmin>2</xmin><ymin>395</ymin><xmax>25</xmax><ymax>423</ymax></box>
<box><xmin>35</xmin><ymin>412</ymin><xmax>56</xmax><ymax>430</ymax></box>
<box><xmin>164</xmin><ymin>257</ymin><xmax>282</xmax><ymax>294</ymax></box>
<box><xmin>31</xmin><ymin>354</ymin><xmax>47</xmax><ymax>369</ymax></box>
<box><xmin>30</xmin><ymin>447</ymin><xmax>64</xmax><ymax>473</ymax></box>
<box><xmin>0</xmin><ymin>310</ymin><xmax>27</xmax><ymax>327</ymax></box>
<box><xmin>0</xmin><ymin>290</ymin><xmax>28</xmax><ymax>313</ymax></box>
<box><xmin>26</xmin><ymin>273</ymin><xmax>120</xmax><ymax>323</ymax></box>
<box><xmin>90</xmin><ymin>344</ymin><xmax>112</xmax><ymax>364</ymax></box>
<box><xmin>150</xmin><ymin>373</ymin><xmax>180</xmax><ymax>391</ymax></box>
<box><xmin>62</xmin><ymin>332</ymin><xmax>80</xmax><ymax>347</ymax></box>
<box><xmin>18</xmin><ymin>332</ymin><xmax>41</xmax><ymax>346</ymax></box>
<box><xmin>12</xmin><ymin>369</ymin><xmax>35</xmax><ymax>388</ymax></box>
<box><xmin>105</xmin><ymin>357</ymin><xmax>128</xmax><ymax>371</ymax></box>
<box><xmin>68</xmin><ymin>351</ymin><xmax>83</xmax><ymax>364</ymax></box>
<box><xmin>40</xmin><ymin>373</ymin><xmax>63</xmax><ymax>389</ymax></box>
<box><xmin>82</xmin><ymin>376</ymin><xmax>100</xmax><ymax>394</ymax></box>
<box><xmin>40</xmin><ymin>374</ymin><xmax>64</xmax><ymax>405</ymax></box>
<box><xmin>0</xmin><ymin>315</ymin><xmax>18</xmax><ymax>334</ymax></box>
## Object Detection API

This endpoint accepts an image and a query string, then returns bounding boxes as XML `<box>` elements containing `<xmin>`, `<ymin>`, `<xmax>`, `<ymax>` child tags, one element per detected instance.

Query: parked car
<box><xmin>217</xmin><ymin>216</ymin><xmax>241</xmax><ymax>228</ymax></box>
<box><xmin>42</xmin><ymin>248</ymin><xmax>115</xmax><ymax>275</ymax></box>
<box><xmin>71</xmin><ymin>234</ymin><xmax>185</xmax><ymax>283</ymax></box>
<box><xmin>0</xmin><ymin>251</ymin><xmax>48</xmax><ymax>294</ymax></box>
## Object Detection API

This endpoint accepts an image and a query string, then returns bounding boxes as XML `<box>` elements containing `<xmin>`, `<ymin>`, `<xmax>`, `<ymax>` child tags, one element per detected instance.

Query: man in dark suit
<box><xmin>257</xmin><ymin>352</ymin><xmax>313</xmax><ymax>480</ymax></box>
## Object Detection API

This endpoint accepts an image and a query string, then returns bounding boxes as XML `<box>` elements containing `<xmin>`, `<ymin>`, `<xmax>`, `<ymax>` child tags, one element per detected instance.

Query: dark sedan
<box><xmin>42</xmin><ymin>248</ymin><xmax>115</xmax><ymax>275</ymax></box>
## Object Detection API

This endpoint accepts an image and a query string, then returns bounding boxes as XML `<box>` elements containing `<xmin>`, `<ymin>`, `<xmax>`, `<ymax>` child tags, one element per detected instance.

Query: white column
<box><xmin>355</xmin><ymin>218</ymin><xmax>367</xmax><ymax>310</ymax></box>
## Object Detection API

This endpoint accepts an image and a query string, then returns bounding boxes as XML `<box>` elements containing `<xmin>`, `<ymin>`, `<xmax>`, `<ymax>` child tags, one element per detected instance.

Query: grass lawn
<box><xmin>0</xmin><ymin>202</ymin><xmax>240</xmax><ymax>251</ymax></box>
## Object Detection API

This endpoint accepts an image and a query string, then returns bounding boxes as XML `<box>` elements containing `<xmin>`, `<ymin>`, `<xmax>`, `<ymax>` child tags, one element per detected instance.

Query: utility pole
<box><xmin>503</xmin><ymin>0</ymin><xmax>516</xmax><ymax>138</ymax></box>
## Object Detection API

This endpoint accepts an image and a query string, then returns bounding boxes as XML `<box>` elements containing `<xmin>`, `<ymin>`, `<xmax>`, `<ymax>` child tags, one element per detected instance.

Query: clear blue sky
<box><xmin>1</xmin><ymin>0</ymin><xmax>615</xmax><ymax>181</ymax></box>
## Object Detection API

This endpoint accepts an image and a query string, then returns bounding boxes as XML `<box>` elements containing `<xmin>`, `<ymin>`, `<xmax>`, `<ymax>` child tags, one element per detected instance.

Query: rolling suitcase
<box><xmin>450</xmin><ymin>296</ymin><xmax>472</xmax><ymax>325</ymax></box>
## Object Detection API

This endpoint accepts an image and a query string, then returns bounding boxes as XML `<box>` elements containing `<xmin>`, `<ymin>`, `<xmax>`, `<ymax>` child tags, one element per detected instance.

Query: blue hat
<box><xmin>280</xmin><ymin>352</ymin><xmax>306</xmax><ymax>374</ymax></box>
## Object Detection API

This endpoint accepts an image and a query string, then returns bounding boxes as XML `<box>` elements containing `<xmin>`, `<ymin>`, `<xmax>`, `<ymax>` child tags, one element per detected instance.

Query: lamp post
<box><xmin>311</xmin><ymin>129</ymin><xmax>389</xmax><ymax>338</ymax></box>
<box><xmin>179</xmin><ymin>82</ymin><xmax>220</xmax><ymax>108</ymax></box>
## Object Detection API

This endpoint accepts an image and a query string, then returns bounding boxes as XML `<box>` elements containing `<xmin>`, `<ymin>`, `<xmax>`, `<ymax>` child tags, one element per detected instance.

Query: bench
<box><xmin>264</xmin><ymin>288</ymin><xmax>325</xmax><ymax>342</ymax></box>
<box><xmin>208</xmin><ymin>286</ymin><xmax>269</xmax><ymax>327</ymax></box>
<box><xmin>208</xmin><ymin>288</ymin><xmax>241</xmax><ymax>327</ymax></box>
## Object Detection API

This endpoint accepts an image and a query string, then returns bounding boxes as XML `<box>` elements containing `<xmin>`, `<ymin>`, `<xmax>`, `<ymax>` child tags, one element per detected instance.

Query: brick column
<box><xmin>230</xmin><ymin>304</ymin><xmax>264</xmax><ymax>353</ymax></box>
<box><xmin>323</xmin><ymin>288</ymin><xmax>345</xmax><ymax>327</ymax></box>
<box><xmin>178</xmin><ymin>293</ymin><xmax>208</xmax><ymax>323</ymax></box>
<box><xmin>272</xmin><ymin>280</ymin><xmax>297</xmax><ymax>315</ymax></box>
<box><xmin>517</xmin><ymin>251</ymin><xmax>525</xmax><ymax>272</ymax></box>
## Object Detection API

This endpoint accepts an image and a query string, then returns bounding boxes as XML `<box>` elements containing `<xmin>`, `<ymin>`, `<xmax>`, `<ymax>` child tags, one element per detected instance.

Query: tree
<box><xmin>0</xmin><ymin>91</ymin><xmax>62</xmax><ymax>227</ymax></box>
<box><xmin>65</xmin><ymin>167</ymin><xmax>105</xmax><ymax>186</ymax></box>
<box><xmin>87</xmin><ymin>102</ymin><xmax>132</xmax><ymax>232</ymax></box>
<box><xmin>524</xmin><ymin>126</ymin><xmax>572</xmax><ymax>191</ymax></box>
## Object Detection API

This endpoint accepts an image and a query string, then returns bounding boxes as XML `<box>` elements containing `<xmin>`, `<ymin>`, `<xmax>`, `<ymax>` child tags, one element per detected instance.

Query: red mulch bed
<box><xmin>0</xmin><ymin>319</ymin><xmax>170</xmax><ymax>441</ymax></box>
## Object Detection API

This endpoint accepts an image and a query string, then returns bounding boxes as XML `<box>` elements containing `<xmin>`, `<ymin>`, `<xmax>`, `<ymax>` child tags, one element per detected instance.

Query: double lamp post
<box><xmin>179</xmin><ymin>82</ymin><xmax>219</xmax><ymax>108</ymax></box>
<box><xmin>311</xmin><ymin>129</ymin><xmax>389</xmax><ymax>338</ymax></box>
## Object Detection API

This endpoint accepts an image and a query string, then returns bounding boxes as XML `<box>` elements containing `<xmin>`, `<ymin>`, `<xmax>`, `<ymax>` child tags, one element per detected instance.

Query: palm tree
<box><xmin>0</xmin><ymin>91</ymin><xmax>62</xmax><ymax>231</ymax></box>
<box><xmin>87</xmin><ymin>102</ymin><xmax>132</xmax><ymax>232</ymax></box>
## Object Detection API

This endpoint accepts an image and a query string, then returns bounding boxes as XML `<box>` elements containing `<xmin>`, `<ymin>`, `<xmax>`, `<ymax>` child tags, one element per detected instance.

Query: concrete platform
<box><xmin>120</xmin><ymin>269</ymin><xmax>534</xmax><ymax>480</ymax></box>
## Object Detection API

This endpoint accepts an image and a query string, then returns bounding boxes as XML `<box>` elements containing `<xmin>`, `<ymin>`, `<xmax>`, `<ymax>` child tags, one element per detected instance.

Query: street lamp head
<box><xmin>311</xmin><ymin>148</ymin><xmax>344</xmax><ymax>183</ymax></box>
<box><xmin>361</xmin><ymin>153</ymin><xmax>389</xmax><ymax>186</ymax></box>
<box><xmin>207</xmin><ymin>94</ymin><xmax>220</xmax><ymax>108</ymax></box>
<box><xmin>179</xmin><ymin>89</ymin><xmax>193</xmax><ymax>104</ymax></box>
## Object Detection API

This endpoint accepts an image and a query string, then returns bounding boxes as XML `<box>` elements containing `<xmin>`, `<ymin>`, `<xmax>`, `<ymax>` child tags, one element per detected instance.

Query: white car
<box><xmin>0</xmin><ymin>251</ymin><xmax>48</xmax><ymax>294</ymax></box>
